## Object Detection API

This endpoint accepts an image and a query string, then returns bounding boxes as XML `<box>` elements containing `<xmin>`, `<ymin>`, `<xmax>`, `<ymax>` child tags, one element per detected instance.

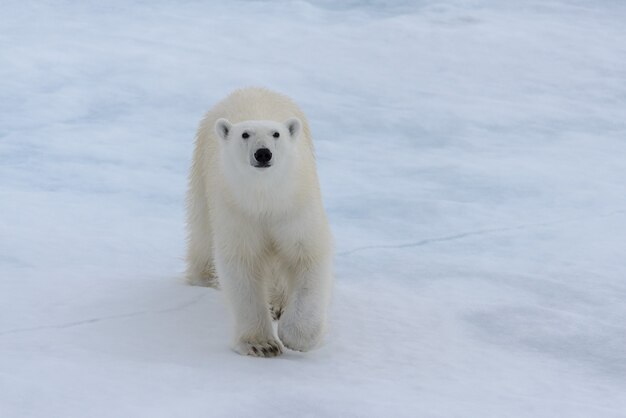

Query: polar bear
<box><xmin>186</xmin><ymin>87</ymin><xmax>333</xmax><ymax>357</ymax></box>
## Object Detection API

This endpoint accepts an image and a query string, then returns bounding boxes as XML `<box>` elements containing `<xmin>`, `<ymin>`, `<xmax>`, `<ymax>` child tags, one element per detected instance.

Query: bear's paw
<box><xmin>234</xmin><ymin>338</ymin><xmax>283</xmax><ymax>358</ymax></box>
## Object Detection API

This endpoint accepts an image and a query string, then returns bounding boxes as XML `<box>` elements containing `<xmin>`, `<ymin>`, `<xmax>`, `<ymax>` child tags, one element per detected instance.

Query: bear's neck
<box><xmin>223</xmin><ymin>170</ymin><xmax>308</xmax><ymax>218</ymax></box>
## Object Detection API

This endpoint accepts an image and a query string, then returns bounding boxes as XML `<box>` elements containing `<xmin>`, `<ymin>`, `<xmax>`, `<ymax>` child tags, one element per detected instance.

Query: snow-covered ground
<box><xmin>2</xmin><ymin>0</ymin><xmax>626</xmax><ymax>416</ymax></box>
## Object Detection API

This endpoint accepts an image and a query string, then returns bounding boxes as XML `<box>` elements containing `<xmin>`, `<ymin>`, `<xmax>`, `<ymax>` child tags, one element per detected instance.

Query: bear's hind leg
<box><xmin>186</xmin><ymin>260</ymin><xmax>217</xmax><ymax>288</ymax></box>
<box><xmin>186</xmin><ymin>229</ymin><xmax>218</xmax><ymax>288</ymax></box>
<box><xmin>185</xmin><ymin>166</ymin><xmax>218</xmax><ymax>288</ymax></box>
<box><xmin>269</xmin><ymin>259</ymin><xmax>288</xmax><ymax>321</ymax></box>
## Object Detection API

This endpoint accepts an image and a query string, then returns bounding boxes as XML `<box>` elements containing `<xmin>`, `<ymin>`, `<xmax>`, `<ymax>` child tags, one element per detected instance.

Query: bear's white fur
<box><xmin>186</xmin><ymin>87</ymin><xmax>333</xmax><ymax>357</ymax></box>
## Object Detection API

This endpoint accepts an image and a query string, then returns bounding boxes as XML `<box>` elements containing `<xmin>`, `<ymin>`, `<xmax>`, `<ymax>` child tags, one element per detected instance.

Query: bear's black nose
<box><xmin>254</xmin><ymin>148</ymin><xmax>272</xmax><ymax>164</ymax></box>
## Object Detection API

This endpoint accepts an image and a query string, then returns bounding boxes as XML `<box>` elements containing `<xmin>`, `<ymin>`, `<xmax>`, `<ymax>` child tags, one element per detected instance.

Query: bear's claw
<box><xmin>270</xmin><ymin>305</ymin><xmax>284</xmax><ymax>321</ymax></box>
<box><xmin>235</xmin><ymin>339</ymin><xmax>283</xmax><ymax>358</ymax></box>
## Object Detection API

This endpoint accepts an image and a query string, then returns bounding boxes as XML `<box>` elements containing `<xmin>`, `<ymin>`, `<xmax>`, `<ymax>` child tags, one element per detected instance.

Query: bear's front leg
<box><xmin>278</xmin><ymin>258</ymin><xmax>332</xmax><ymax>352</ymax></box>
<box><xmin>215</xmin><ymin>247</ymin><xmax>282</xmax><ymax>358</ymax></box>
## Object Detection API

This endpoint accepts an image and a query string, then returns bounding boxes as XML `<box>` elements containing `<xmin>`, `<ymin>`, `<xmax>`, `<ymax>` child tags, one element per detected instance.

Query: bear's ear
<box><xmin>215</xmin><ymin>118</ymin><xmax>232</xmax><ymax>140</ymax></box>
<box><xmin>285</xmin><ymin>118</ymin><xmax>302</xmax><ymax>140</ymax></box>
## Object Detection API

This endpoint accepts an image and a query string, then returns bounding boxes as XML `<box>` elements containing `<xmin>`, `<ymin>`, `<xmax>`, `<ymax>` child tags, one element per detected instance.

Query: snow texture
<box><xmin>1</xmin><ymin>0</ymin><xmax>626</xmax><ymax>416</ymax></box>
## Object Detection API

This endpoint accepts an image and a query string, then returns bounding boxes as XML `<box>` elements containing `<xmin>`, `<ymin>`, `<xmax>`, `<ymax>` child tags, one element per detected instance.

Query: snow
<box><xmin>1</xmin><ymin>0</ymin><xmax>626</xmax><ymax>416</ymax></box>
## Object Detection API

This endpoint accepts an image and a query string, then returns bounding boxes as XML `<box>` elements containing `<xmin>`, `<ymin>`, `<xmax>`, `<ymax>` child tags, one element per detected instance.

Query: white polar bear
<box><xmin>186</xmin><ymin>87</ymin><xmax>333</xmax><ymax>357</ymax></box>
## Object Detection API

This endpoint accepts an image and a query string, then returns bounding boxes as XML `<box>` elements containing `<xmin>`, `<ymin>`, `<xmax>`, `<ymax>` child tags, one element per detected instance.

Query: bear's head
<box><xmin>214</xmin><ymin>118</ymin><xmax>302</xmax><ymax>175</ymax></box>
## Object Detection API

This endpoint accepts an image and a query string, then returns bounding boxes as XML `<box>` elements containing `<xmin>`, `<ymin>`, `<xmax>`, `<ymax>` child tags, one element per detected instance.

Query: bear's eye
<box><xmin>242</xmin><ymin>132</ymin><xmax>249</xmax><ymax>139</ymax></box>
<box><xmin>273</xmin><ymin>132</ymin><xmax>280</xmax><ymax>138</ymax></box>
